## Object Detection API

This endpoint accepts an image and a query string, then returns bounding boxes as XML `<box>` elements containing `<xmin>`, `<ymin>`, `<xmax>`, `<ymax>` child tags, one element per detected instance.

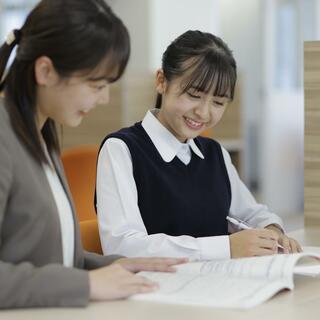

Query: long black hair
<box><xmin>0</xmin><ymin>0</ymin><xmax>130</xmax><ymax>164</ymax></box>
<box><xmin>156</xmin><ymin>30</ymin><xmax>236</xmax><ymax>108</ymax></box>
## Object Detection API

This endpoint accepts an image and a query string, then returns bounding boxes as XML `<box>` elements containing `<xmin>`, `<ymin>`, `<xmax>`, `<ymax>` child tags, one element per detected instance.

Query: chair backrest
<box><xmin>61</xmin><ymin>145</ymin><xmax>103</xmax><ymax>253</ymax></box>
<box><xmin>61</xmin><ymin>145</ymin><xmax>99</xmax><ymax>221</ymax></box>
<box><xmin>79</xmin><ymin>219</ymin><xmax>102</xmax><ymax>254</ymax></box>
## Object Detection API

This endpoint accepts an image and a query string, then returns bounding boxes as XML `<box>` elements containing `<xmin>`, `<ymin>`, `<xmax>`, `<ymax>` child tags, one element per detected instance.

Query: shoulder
<box><xmin>0</xmin><ymin>103</ymin><xmax>14</xmax><ymax>183</ymax></box>
<box><xmin>99</xmin><ymin>122</ymin><xmax>146</xmax><ymax>156</ymax></box>
<box><xmin>99</xmin><ymin>137</ymin><xmax>131</xmax><ymax>159</ymax></box>
<box><xmin>195</xmin><ymin>136</ymin><xmax>222</xmax><ymax>152</ymax></box>
<box><xmin>0</xmin><ymin>101</ymin><xmax>12</xmax><ymax>137</ymax></box>
<box><xmin>0</xmin><ymin>102</ymin><xmax>15</xmax><ymax>155</ymax></box>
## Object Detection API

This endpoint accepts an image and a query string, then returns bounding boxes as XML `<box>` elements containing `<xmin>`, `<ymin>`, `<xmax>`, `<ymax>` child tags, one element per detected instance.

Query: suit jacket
<box><xmin>0</xmin><ymin>101</ymin><xmax>121</xmax><ymax>308</ymax></box>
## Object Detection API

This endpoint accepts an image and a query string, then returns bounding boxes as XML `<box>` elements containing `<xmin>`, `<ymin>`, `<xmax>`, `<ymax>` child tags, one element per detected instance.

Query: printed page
<box><xmin>132</xmin><ymin>270</ymin><xmax>291</xmax><ymax>309</ymax></box>
<box><xmin>132</xmin><ymin>253</ymin><xmax>317</xmax><ymax>308</ymax></box>
<box><xmin>293</xmin><ymin>248</ymin><xmax>320</xmax><ymax>276</ymax></box>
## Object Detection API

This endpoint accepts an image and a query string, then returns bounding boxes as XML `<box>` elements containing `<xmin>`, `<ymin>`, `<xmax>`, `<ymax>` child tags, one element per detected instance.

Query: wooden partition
<box><xmin>304</xmin><ymin>41</ymin><xmax>320</xmax><ymax>226</ymax></box>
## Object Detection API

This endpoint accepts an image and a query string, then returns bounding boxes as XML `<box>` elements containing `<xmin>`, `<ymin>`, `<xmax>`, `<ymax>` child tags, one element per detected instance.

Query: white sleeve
<box><xmin>96</xmin><ymin>138</ymin><xmax>231</xmax><ymax>261</ymax></box>
<box><xmin>221</xmin><ymin>146</ymin><xmax>285</xmax><ymax>233</ymax></box>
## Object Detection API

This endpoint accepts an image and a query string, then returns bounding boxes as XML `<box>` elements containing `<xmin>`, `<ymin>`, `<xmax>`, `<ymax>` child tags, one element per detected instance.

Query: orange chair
<box><xmin>61</xmin><ymin>145</ymin><xmax>102</xmax><ymax>254</ymax></box>
<box><xmin>79</xmin><ymin>219</ymin><xmax>102</xmax><ymax>254</ymax></box>
<box><xmin>201</xmin><ymin>128</ymin><xmax>213</xmax><ymax>138</ymax></box>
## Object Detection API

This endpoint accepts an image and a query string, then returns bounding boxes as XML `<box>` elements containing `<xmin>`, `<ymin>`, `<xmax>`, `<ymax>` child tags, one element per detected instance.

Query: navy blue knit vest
<box><xmin>98</xmin><ymin>122</ymin><xmax>231</xmax><ymax>237</ymax></box>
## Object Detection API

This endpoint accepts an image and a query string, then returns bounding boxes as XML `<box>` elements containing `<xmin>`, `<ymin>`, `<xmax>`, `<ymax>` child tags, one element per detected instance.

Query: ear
<box><xmin>34</xmin><ymin>56</ymin><xmax>59</xmax><ymax>86</ymax></box>
<box><xmin>155</xmin><ymin>69</ymin><xmax>167</xmax><ymax>94</ymax></box>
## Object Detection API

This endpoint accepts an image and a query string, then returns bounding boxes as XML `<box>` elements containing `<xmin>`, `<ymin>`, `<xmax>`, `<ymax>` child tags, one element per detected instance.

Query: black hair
<box><xmin>156</xmin><ymin>30</ymin><xmax>236</xmax><ymax>108</ymax></box>
<box><xmin>0</xmin><ymin>0</ymin><xmax>130</xmax><ymax>164</ymax></box>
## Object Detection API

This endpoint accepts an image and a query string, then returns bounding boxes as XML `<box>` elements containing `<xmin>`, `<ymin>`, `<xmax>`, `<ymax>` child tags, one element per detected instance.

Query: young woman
<box><xmin>0</xmin><ymin>0</ymin><xmax>185</xmax><ymax>309</ymax></box>
<box><xmin>96</xmin><ymin>30</ymin><xmax>302</xmax><ymax>260</ymax></box>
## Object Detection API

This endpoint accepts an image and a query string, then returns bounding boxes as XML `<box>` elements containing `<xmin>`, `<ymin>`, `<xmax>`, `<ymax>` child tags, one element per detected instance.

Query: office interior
<box><xmin>1</xmin><ymin>0</ymin><xmax>319</xmax><ymax>230</ymax></box>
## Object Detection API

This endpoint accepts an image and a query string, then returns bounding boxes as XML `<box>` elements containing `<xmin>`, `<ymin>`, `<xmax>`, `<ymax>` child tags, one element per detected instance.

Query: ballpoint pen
<box><xmin>226</xmin><ymin>216</ymin><xmax>285</xmax><ymax>250</ymax></box>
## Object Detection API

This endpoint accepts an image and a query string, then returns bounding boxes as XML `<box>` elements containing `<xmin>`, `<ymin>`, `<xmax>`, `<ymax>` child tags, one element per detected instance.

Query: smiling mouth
<box><xmin>79</xmin><ymin>110</ymin><xmax>89</xmax><ymax>116</ymax></box>
<box><xmin>183</xmin><ymin>117</ymin><xmax>206</xmax><ymax>130</ymax></box>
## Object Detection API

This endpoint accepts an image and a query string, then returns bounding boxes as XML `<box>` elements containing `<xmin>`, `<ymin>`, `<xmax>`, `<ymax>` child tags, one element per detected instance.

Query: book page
<box><xmin>132</xmin><ymin>253</ymin><xmax>318</xmax><ymax>309</ymax></box>
<box><xmin>293</xmin><ymin>248</ymin><xmax>320</xmax><ymax>276</ymax></box>
<box><xmin>133</xmin><ymin>270</ymin><xmax>291</xmax><ymax>309</ymax></box>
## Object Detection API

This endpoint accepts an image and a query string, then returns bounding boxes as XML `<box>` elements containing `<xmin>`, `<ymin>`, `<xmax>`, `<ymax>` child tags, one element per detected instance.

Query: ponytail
<box><xmin>0</xmin><ymin>29</ymin><xmax>21</xmax><ymax>91</ymax></box>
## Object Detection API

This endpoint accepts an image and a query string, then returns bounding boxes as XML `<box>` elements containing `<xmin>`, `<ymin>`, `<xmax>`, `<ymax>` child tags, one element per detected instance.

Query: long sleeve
<box><xmin>83</xmin><ymin>251</ymin><xmax>122</xmax><ymax>270</ymax></box>
<box><xmin>0</xmin><ymin>131</ymin><xmax>89</xmax><ymax>308</ymax></box>
<box><xmin>96</xmin><ymin>138</ymin><xmax>230</xmax><ymax>261</ymax></box>
<box><xmin>221</xmin><ymin>146</ymin><xmax>284</xmax><ymax>232</ymax></box>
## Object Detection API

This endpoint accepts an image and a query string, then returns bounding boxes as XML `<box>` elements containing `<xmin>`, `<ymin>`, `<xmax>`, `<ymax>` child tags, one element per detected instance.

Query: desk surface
<box><xmin>1</xmin><ymin>227</ymin><xmax>320</xmax><ymax>320</ymax></box>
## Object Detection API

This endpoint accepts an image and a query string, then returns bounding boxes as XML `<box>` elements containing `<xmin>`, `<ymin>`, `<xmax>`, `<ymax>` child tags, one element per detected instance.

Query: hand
<box><xmin>229</xmin><ymin>229</ymin><xmax>279</xmax><ymax>258</ymax></box>
<box><xmin>89</xmin><ymin>264</ymin><xmax>158</xmax><ymax>301</ymax></box>
<box><xmin>265</xmin><ymin>225</ymin><xmax>303</xmax><ymax>253</ymax></box>
<box><xmin>114</xmin><ymin>257</ymin><xmax>189</xmax><ymax>273</ymax></box>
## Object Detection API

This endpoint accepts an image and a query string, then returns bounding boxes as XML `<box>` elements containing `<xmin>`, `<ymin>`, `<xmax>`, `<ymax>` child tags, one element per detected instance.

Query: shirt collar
<box><xmin>141</xmin><ymin>109</ymin><xmax>204</xmax><ymax>162</ymax></box>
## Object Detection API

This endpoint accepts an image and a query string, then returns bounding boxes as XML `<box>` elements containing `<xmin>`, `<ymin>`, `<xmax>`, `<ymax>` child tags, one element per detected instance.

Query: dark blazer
<box><xmin>0</xmin><ymin>102</ymin><xmax>120</xmax><ymax>308</ymax></box>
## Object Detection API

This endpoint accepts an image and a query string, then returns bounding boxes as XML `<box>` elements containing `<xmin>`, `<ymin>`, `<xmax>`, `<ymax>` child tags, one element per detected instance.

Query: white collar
<box><xmin>141</xmin><ymin>109</ymin><xmax>205</xmax><ymax>163</ymax></box>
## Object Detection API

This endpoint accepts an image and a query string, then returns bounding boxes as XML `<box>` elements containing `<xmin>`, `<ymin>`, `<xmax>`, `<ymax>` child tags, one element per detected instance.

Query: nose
<box><xmin>194</xmin><ymin>101</ymin><xmax>210</xmax><ymax>120</ymax></box>
<box><xmin>98</xmin><ymin>85</ymin><xmax>110</xmax><ymax>105</ymax></box>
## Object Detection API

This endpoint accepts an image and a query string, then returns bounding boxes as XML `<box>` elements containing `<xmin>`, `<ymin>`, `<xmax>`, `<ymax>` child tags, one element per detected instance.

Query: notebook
<box><xmin>132</xmin><ymin>251</ymin><xmax>320</xmax><ymax>309</ymax></box>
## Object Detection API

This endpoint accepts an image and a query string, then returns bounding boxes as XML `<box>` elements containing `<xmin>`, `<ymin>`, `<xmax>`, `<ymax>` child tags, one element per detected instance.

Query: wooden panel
<box><xmin>61</xmin><ymin>82</ymin><xmax>122</xmax><ymax>149</ymax></box>
<box><xmin>207</xmin><ymin>82</ymin><xmax>242</xmax><ymax>140</ymax></box>
<box><xmin>60</xmin><ymin>73</ymin><xmax>243</xmax><ymax>175</ymax></box>
<box><xmin>304</xmin><ymin>41</ymin><xmax>320</xmax><ymax>226</ymax></box>
<box><xmin>123</xmin><ymin>72</ymin><xmax>157</xmax><ymax>125</ymax></box>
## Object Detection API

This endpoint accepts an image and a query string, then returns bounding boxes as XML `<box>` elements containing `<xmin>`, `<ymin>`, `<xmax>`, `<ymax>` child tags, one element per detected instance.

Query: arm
<box><xmin>0</xmin><ymin>135</ymin><xmax>89</xmax><ymax>308</ymax></box>
<box><xmin>221</xmin><ymin>147</ymin><xmax>285</xmax><ymax>231</ymax></box>
<box><xmin>96</xmin><ymin>138</ymin><xmax>230</xmax><ymax>260</ymax></box>
<box><xmin>221</xmin><ymin>147</ymin><xmax>302</xmax><ymax>254</ymax></box>
<box><xmin>83</xmin><ymin>251</ymin><xmax>123</xmax><ymax>270</ymax></box>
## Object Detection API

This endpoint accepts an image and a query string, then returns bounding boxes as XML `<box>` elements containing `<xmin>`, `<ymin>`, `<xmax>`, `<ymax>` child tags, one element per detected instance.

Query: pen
<box><xmin>226</xmin><ymin>216</ymin><xmax>285</xmax><ymax>250</ymax></box>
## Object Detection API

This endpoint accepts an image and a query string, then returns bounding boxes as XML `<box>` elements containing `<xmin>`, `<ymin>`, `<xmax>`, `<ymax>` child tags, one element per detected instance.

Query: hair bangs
<box><xmin>179</xmin><ymin>52</ymin><xmax>236</xmax><ymax>100</ymax></box>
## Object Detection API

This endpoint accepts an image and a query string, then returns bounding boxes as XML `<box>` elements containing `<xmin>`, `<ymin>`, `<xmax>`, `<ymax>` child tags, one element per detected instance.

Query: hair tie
<box><xmin>6</xmin><ymin>29</ymin><xmax>22</xmax><ymax>46</ymax></box>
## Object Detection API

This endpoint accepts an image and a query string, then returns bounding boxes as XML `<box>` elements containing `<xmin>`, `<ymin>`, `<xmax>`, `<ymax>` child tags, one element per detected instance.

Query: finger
<box><xmin>129</xmin><ymin>283</ymin><xmax>159</xmax><ymax>295</ymax></box>
<box><xmin>254</xmin><ymin>247</ymin><xmax>276</xmax><ymax>256</ymax></box>
<box><xmin>131</xmin><ymin>258</ymin><xmax>189</xmax><ymax>273</ymax></box>
<box><xmin>145</xmin><ymin>257</ymin><xmax>189</xmax><ymax>265</ymax></box>
<box><xmin>131</xmin><ymin>274</ymin><xmax>158</xmax><ymax>288</ymax></box>
<box><xmin>165</xmin><ymin>257</ymin><xmax>189</xmax><ymax>265</ymax></box>
<box><xmin>257</xmin><ymin>238</ymin><xmax>278</xmax><ymax>251</ymax></box>
<box><xmin>279</xmin><ymin>236</ymin><xmax>290</xmax><ymax>253</ymax></box>
<box><xmin>289</xmin><ymin>239</ymin><xmax>300</xmax><ymax>253</ymax></box>
<box><xmin>296</xmin><ymin>241</ymin><xmax>303</xmax><ymax>253</ymax></box>
<box><xmin>258</xmin><ymin>229</ymin><xmax>279</xmax><ymax>241</ymax></box>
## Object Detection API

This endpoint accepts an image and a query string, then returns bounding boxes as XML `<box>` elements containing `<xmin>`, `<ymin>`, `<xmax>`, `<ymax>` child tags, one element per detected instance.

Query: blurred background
<box><xmin>1</xmin><ymin>0</ymin><xmax>317</xmax><ymax>229</ymax></box>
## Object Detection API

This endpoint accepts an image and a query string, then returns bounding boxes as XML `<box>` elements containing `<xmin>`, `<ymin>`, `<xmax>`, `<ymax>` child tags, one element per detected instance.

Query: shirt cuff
<box><xmin>196</xmin><ymin>235</ymin><xmax>231</xmax><ymax>260</ymax></box>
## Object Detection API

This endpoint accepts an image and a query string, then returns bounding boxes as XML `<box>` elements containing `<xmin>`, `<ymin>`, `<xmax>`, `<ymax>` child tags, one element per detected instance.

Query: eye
<box><xmin>97</xmin><ymin>84</ymin><xmax>107</xmax><ymax>90</ymax></box>
<box><xmin>187</xmin><ymin>92</ymin><xmax>201</xmax><ymax>99</ymax></box>
<box><xmin>91</xmin><ymin>83</ymin><xmax>107</xmax><ymax>91</ymax></box>
<box><xmin>213</xmin><ymin>100</ymin><xmax>227</xmax><ymax>108</ymax></box>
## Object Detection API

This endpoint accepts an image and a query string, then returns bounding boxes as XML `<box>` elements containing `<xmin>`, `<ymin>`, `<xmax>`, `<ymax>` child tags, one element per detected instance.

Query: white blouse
<box><xmin>96</xmin><ymin>109</ymin><xmax>284</xmax><ymax>260</ymax></box>
<box><xmin>42</xmin><ymin>146</ymin><xmax>75</xmax><ymax>267</ymax></box>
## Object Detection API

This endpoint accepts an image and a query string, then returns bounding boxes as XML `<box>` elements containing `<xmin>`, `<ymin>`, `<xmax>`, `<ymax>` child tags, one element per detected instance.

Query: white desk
<box><xmin>1</xmin><ymin>228</ymin><xmax>320</xmax><ymax>320</ymax></box>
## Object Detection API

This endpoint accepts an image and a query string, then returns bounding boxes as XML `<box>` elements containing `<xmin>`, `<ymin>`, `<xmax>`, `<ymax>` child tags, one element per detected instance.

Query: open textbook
<box><xmin>132</xmin><ymin>249</ymin><xmax>320</xmax><ymax>309</ymax></box>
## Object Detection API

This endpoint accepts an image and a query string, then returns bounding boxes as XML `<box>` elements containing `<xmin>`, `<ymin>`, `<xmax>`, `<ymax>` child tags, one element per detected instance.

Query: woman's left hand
<box><xmin>114</xmin><ymin>257</ymin><xmax>189</xmax><ymax>273</ymax></box>
<box><xmin>265</xmin><ymin>224</ymin><xmax>303</xmax><ymax>253</ymax></box>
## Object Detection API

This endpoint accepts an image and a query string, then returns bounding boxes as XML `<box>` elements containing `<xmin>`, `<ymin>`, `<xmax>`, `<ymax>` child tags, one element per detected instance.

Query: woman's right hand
<box><xmin>229</xmin><ymin>229</ymin><xmax>279</xmax><ymax>258</ymax></box>
<box><xmin>89</xmin><ymin>264</ymin><xmax>158</xmax><ymax>301</ymax></box>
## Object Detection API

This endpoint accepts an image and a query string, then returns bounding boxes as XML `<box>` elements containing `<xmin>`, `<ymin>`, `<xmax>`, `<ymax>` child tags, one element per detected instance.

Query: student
<box><xmin>0</xmin><ymin>0</ymin><xmax>186</xmax><ymax>309</ymax></box>
<box><xmin>96</xmin><ymin>30</ymin><xmax>302</xmax><ymax>260</ymax></box>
